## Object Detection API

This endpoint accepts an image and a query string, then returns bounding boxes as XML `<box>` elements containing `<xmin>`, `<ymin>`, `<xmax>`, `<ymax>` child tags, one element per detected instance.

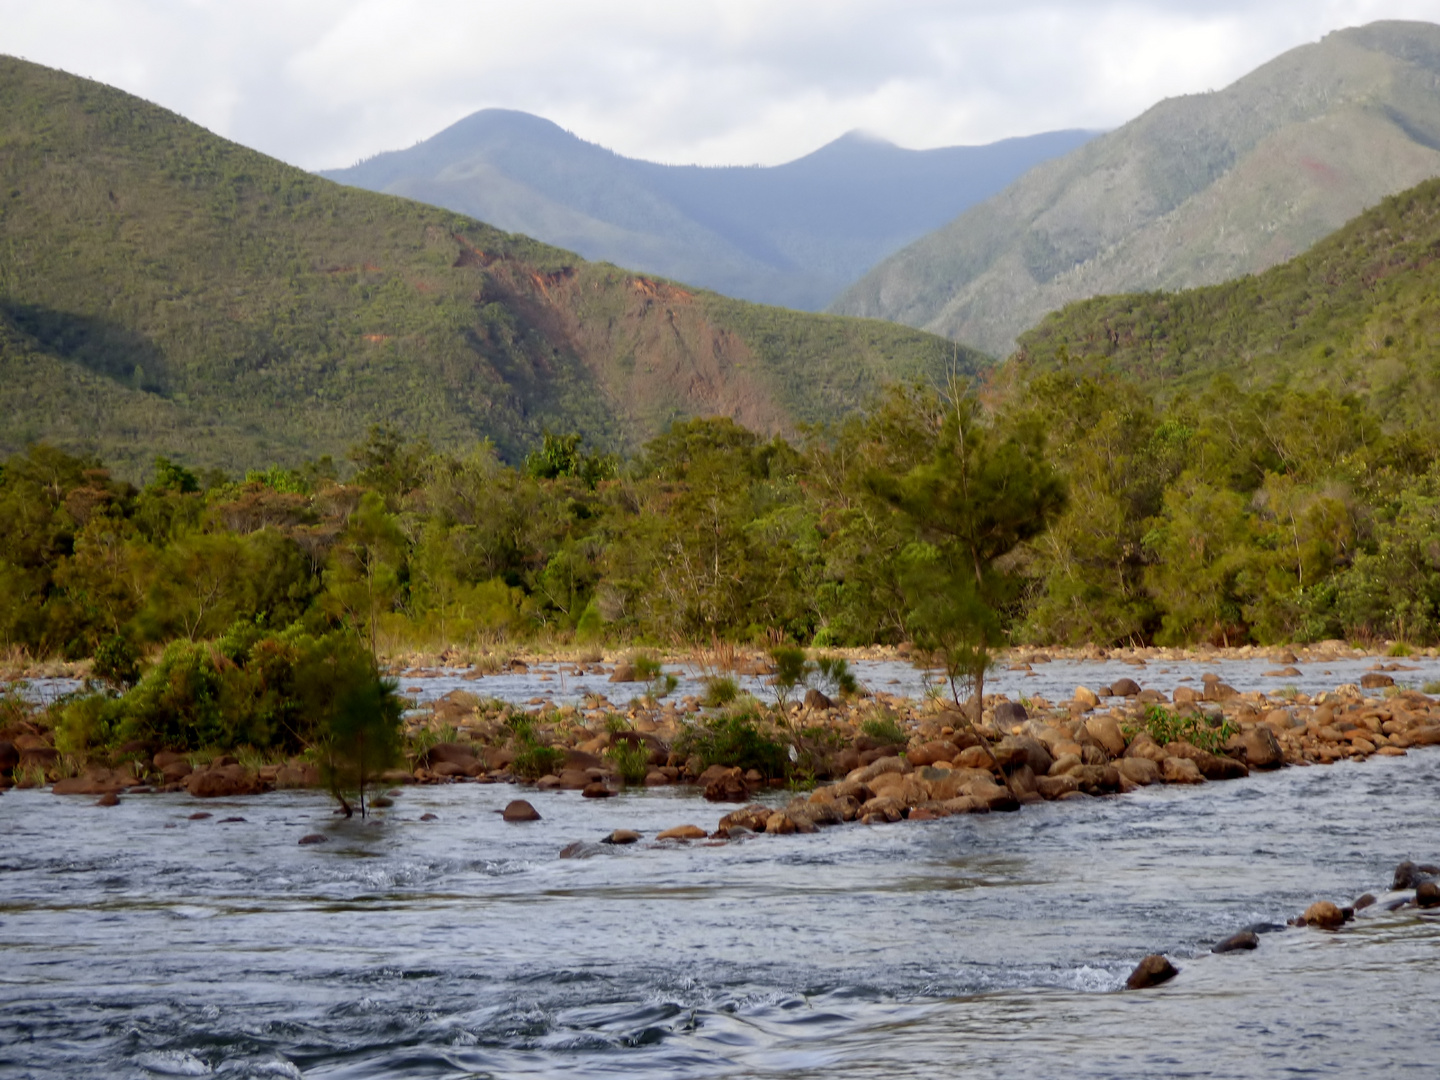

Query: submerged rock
<box><xmin>602</xmin><ymin>829</ymin><xmax>640</xmax><ymax>845</ymax></box>
<box><xmin>1126</xmin><ymin>954</ymin><xmax>1179</xmax><ymax>989</ymax></box>
<box><xmin>1211</xmin><ymin>930</ymin><xmax>1260</xmax><ymax>953</ymax></box>
<box><xmin>502</xmin><ymin>799</ymin><xmax>542</xmax><ymax>822</ymax></box>
<box><xmin>1392</xmin><ymin>860</ymin><xmax>1439</xmax><ymax>890</ymax></box>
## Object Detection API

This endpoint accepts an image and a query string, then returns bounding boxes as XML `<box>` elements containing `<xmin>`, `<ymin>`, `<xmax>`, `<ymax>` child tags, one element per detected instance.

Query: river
<box><xmin>2</xmin><ymin>731</ymin><xmax>1437</xmax><ymax>1078</ymax></box>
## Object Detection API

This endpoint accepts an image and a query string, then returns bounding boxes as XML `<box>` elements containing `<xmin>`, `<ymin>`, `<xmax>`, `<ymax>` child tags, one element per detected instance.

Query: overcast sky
<box><xmin>4</xmin><ymin>1</ymin><xmax>1437</xmax><ymax>170</ymax></box>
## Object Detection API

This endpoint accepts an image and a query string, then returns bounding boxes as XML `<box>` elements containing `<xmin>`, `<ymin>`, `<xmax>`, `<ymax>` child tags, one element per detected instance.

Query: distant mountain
<box><xmin>1013</xmin><ymin>175</ymin><xmax>1440</xmax><ymax>429</ymax></box>
<box><xmin>321</xmin><ymin>114</ymin><xmax>1095</xmax><ymax>311</ymax></box>
<box><xmin>833</xmin><ymin>20</ymin><xmax>1440</xmax><ymax>356</ymax></box>
<box><xmin>0</xmin><ymin>57</ymin><xmax>978</xmax><ymax>478</ymax></box>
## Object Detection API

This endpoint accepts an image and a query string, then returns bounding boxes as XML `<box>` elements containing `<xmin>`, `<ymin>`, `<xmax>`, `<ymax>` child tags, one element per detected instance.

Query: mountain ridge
<box><xmin>321</xmin><ymin>113</ymin><xmax>1096</xmax><ymax>312</ymax></box>
<box><xmin>832</xmin><ymin>20</ymin><xmax>1440</xmax><ymax>355</ymax></box>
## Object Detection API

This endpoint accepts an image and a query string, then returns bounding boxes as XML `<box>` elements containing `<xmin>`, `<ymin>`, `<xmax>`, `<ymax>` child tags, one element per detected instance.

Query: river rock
<box><xmin>1036</xmin><ymin>774</ymin><xmax>1079</xmax><ymax>799</ymax></box>
<box><xmin>1115</xmin><ymin>757</ymin><xmax>1161</xmax><ymax>786</ymax></box>
<box><xmin>95</xmin><ymin>791</ymin><xmax>120</xmax><ymax>806</ymax></box>
<box><xmin>1360</xmin><ymin>672</ymin><xmax>1395</xmax><ymax>689</ymax></box>
<box><xmin>1161</xmin><ymin>757</ymin><xmax>1204</xmax><ymax>784</ymax></box>
<box><xmin>1203</xmin><ymin>681</ymin><xmax>1238</xmax><ymax>702</ymax></box>
<box><xmin>186</xmin><ymin>764</ymin><xmax>262</xmax><ymax>798</ymax></box>
<box><xmin>908</xmin><ymin>741</ymin><xmax>961</xmax><ymax>767</ymax></box>
<box><xmin>1227</xmin><ymin>725</ymin><xmax>1283</xmax><ymax>769</ymax></box>
<box><xmin>1302</xmin><ymin>901</ymin><xmax>1345</xmax><ymax>930</ymax></box>
<box><xmin>603</xmin><ymin>829</ymin><xmax>641</xmax><ymax>844</ymax></box>
<box><xmin>992</xmin><ymin>701</ymin><xmax>1028</xmax><ymax>727</ymax></box>
<box><xmin>298</xmin><ymin>834</ymin><xmax>327</xmax><ymax>845</ymax></box>
<box><xmin>559</xmin><ymin>841</ymin><xmax>603</xmax><ymax>858</ymax></box>
<box><xmin>1417</xmin><ymin>882</ymin><xmax>1440</xmax><ymax>908</ymax></box>
<box><xmin>1124</xmin><ymin>732</ymin><xmax>1166</xmax><ymax>762</ymax></box>
<box><xmin>643</xmin><ymin>770</ymin><xmax>670</xmax><ymax>787</ymax></box>
<box><xmin>1084</xmin><ymin>715</ymin><xmax>1128</xmax><ymax>757</ymax></box>
<box><xmin>581</xmin><ymin>782</ymin><xmax>614</xmax><ymax>799</ymax></box>
<box><xmin>502</xmin><ymin>799</ymin><xmax>542</xmax><ymax>822</ymax></box>
<box><xmin>954</xmin><ymin>745</ymin><xmax>994</xmax><ymax>770</ymax></box>
<box><xmin>718</xmin><ymin>804</ymin><xmax>773</xmax><ymax>832</ymax></box>
<box><xmin>1126</xmin><ymin>954</ymin><xmax>1178</xmax><ymax>989</ymax></box>
<box><xmin>422</xmin><ymin>742</ymin><xmax>480</xmax><ymax>770</ymax></box>
<box><xmin>1107</xmin><ymin>678</ymin><xmax>1141</xmax><ymax>698</ymax></box>
<box><xmin>656</xmin><ymin>825</ymin><xmax>707</xmax><ymax>840</ymax></box>
<box><xmin>1212</xmin><ymin>930</ymin><xmax>1260</xmax><ymax>953</ymax></box>
<box><xmin>803</xmin><ymin>687</ymin><xmax>836</xmax><ymax>712</ymax></box>
<box><xmin>1391</xmin><ymin>861</ymin><xmax>1440</xmax><ymax>890</ymax></box>
<box><xmin>702</xmin><ymin>767</ymin><xmax>750</xmax><ymax>802</ymax></box>
<box><xmin>1173</xmin><ymin>685</ymin><xmax>1200</xmax><ymax>704</ymax></box>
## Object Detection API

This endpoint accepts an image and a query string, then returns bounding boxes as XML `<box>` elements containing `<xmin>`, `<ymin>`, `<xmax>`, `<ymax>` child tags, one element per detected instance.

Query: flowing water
<box><xmin>388</xmin><ymin>653</ymin><xmax>1440</xmax><ymax>711</ymax></box>
<box><xmin>3</xmin><ymin>740</ymin><xmax>1438</xmax><ymax>1078</ymax></box>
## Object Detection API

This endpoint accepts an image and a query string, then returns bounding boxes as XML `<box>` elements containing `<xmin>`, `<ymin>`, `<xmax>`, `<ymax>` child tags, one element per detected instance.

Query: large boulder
<box><xmin>502</xmin><ymin>799</ymin><xmax>541</xmax><ymax>822</ymax></box>
<box><xmin>992</xmin><ymin>736</ymin><xmax>1052</xmax><ymax>776</ymax></box>
<box><xmin>1115</xmin><ymin>757</ymin><xmax>1161</xmax><ymax>786</ymax></box>
<box><xmin>1161</xmin><ymin>757</ymin><xmax>1204</xmax><ymax>784</ymax></box>
<box><xmin>1392</xmin><ymin>861</ymin><xmax>1440</xmax><ymax>890</ymax></box>
<box><xmin>186</xmin><ymin>764</ymin><xmax>263</xmax><ymax>798</ymax></box>
<box><xmin>1226</xmin><ymin>725</ymin><xmax>1283</xmax><ymax>770</ymax></box>
<box><xmin>1211</xmin><ymin>930</ymin><xmax>1260</xmax><ymax>954</ymax></box>
<box><xmin>718</xmin><ymin>804</ymin><xmax>774</xmax><ymax>832</ymax></box>
<box><xmin>1302</xmin><ymin>901</ymin><xmax>1345</xmax><ymax>930</ymax></box>
<box><xmin>1124</xmin><ymin>732</ymin><xmax>1166</xmax><ymax>762</ymax></box>
<box><xmin>1126</xmin><ymin>954</ymin><xmax>1178</xmax><ymax>989</ymax></box>
<box><xmin>1107</xmin><ymin>678</ymin><xmax>1141</xmax><ymax>698</ymax></box>
<box><xmin>991</xmin><ymin>701</ymin><xmax>1028</xmax><ymax>727</ymax></box>
<box><xmin>702</xmin><ymin>767</ymin><xmax>751</xmax><ymax>802</ymax></box>
<box><xmin>1084</xmin><ymin>715</ymin><xmax>1128</xmax><ymax>757</ymax></box>
<box><xmin>803</xmin><ymin>687</ymin><xmax>836</xmax><ymax>712</ymax></box>
<box><xmin>907</xmin><ymin>741</ymin><xmax>961</xmax><ymax>767</ymax></box>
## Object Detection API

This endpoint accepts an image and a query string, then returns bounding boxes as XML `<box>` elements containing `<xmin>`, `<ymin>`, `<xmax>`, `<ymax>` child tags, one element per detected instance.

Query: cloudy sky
<box><xmin>4</xmin><ymin>1</ymin><xmax>1437</xmax><ymax>170</ymax></box>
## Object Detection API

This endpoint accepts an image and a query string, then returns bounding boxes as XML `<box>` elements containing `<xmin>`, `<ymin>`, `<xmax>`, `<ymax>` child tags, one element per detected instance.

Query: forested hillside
<box><xmin>1013</xmin><ymin>177</ymin><xmax>1440</xmax><ymax>427</ymax></box>
<box><xmin>834</xmin><ymin>20</ymin><xmax>1440</xmax><ymax>354</ymax></box>
<box><xmin>0</xmin><ymin>57</ymin><xmax>974</xmax><ymax>479</ymax></box>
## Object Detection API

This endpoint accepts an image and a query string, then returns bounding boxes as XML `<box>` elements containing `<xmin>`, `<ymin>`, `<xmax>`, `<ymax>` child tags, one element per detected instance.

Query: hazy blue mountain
<box><xmin>321</xmin><ymin>115</ymin><xmax>1095</xmax><ymax>310</ymax></box>
<box><xmin>832</xmin><ymin>20</ymin><xmax>1440</xmax><ymax>355</ymax></box>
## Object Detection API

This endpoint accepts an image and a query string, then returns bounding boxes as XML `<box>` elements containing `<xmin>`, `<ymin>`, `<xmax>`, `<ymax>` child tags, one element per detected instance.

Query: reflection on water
<box><xmin>2</xmin><ymin>749</ymin><xmax>1438</xmax><ymax>1077</ymax></box>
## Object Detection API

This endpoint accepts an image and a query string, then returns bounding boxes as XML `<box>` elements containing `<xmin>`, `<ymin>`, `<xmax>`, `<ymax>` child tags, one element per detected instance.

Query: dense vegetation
<box><xmin>1014</xmin><ymin>177</ymin><xmax>1440</xmax><ymax>429</ymax></box>
<box><xmin>0</xmin><ymin>56</ymin><xmax>973</xmax><ymax>478</ymax></box>
<box><xmin>5</xmin><ymin>355</ymin><xmax>1440</xmax><ymax>677</ymax></box>
<box><xmin>833</xmin><ymin>20</ymin><xmax>1440</xmax><ymax>353</ymax></box>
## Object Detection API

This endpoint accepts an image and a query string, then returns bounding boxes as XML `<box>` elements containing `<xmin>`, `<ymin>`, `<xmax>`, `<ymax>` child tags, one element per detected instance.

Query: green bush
<box><xmin>815</xmin><ymin>655</ymin><xmax>858</xmax><ymax>697</ymax></box>
<box><xmin>675</xmin><ymin>711</ymin><xmax>787</xmax><ymax>778</ymax></box>
<box><xmin>860</xmin><ymin>715</ymin><xmax>907</xmax><ymax>746</ymax></box>
<box><xmin>701</xmin><ymin>674</ymin><xmax>739</xmax><ymax>707</ymax></box>
<box><xmin>605</xmin><ymin>738</ymin><xmax>651</xmax><ymax>785</ymax></box>
<box><xmin>1130</xmin><ymin>704</ymin><xmax>1236</xmax><ymax>754</ymax></box>
<box><xmin>512</xmin><ymin>741</ymin><xmax>563</xmax><ymax>780</ymax></box>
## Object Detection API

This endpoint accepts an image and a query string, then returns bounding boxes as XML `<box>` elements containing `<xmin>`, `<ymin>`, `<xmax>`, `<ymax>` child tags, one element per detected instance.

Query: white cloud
<box><xmin>2</xmin><ymin>0</ymin><xmax>1437</xmax><ymax>169</ymax></box>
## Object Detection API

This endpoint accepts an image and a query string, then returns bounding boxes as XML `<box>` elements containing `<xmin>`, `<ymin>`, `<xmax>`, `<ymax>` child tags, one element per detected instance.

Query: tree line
<box><xmin>2</xmin><ymin>367</ymin><xmax>1438</xmax><ymax>667</ymax></box>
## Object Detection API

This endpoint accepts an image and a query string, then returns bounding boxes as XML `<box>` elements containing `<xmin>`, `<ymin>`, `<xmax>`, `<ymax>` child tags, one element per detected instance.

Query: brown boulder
<box><xmin>1360</xmin><ymin>672</ymin><xmax>1395</xmax><ymax>689</ymax></box>
<box><xmin>858</xmin><ymin>795</ymin><xmax>906</xmax><ymax>822</ymax></box>
<box><xmin>1211</xmin><ymin>930</ymin><xmax>1260</xmax><ymax>954</ymax></box>
<box><xmin>186</xmin><ymin>765</ymin><xmax>262</xmax><ymax>798</ymax></box>
<box><xmin>1084</xmin><ymin>715</ymin><xmax>1128</xmax><ymax>757</ymax></box>
<box><xmin>907</xmin><ymin>741</ymin><xmax>961</xmax><ymax>767</ymax></box>
<box><xmin>718</xmin><ymin>804</ymin><xmax>773</xmax><ymax>832</ymax></box>
<box><xmin>656</xmin><ymin>824</ymin><xmax>707</xmax><ymax>840</ymax></box>
<box><xmin>1161</xmin><ymin>757</ymin><xmax>1204</xmax><ymax>784</ymax></box>
<box><xmin>1415</xmin><ymin>882</ymin><xmax>1440</xmax><ymax>908</ymax></box>
<box><xmin>954</xmin><ymin>745</ymin><xmax>995</xmax><ymax>770</ymax></box>
<box><xmin>1227</xmin><ymin>725</ymin><xmax>1283</xmax><ymax>769</ymax></box>
<box><xmin>803</xmin><ymin>687</ymin><xmax>836</xmax><ymax>711</ymax></box>
<box><xmin>502</xmin><ymin>799</ymin><xmax>542</xmax><ymax>822</ymax></box>
<box><xmin>1124</xmin><ymin>732</ymin><xmax>1166</xmax><ymax>762</ymax></box>
<box><xmin>1115</xmin><ymin>757</ymin><xmax>1160</xmax><ymax>786</ymax></box>
<box><xmin>1036</xmin><ymin>774</ymin><xmax>1079</xmax><ymax>800</ymax></box>
<box><xmin>1302</xmin><ymin>901</ymin><xmax>1345</xmax><ymax>930</ymax></box>
<box><xmin>603</xmin><ymin>829</ymin><xmax>640</xmax><ymax>844</ymax></box>
<box><xmin>0</xmin><ymin>740</ymin><xmax>17</xmax><ymax>775</ymax></box>
<box><xmin>1107</xmin><ymin>678</ymin><xmax>1141</xmax><ymax>698</ymax></box>
<box><xmin>702</xmin><ymin>767</ymin><xmax>751</xmax><ymax>802</ymax></box>
<box><xmin>581</xmin><ymin>782</ymin><xmax>614</xmax><ymax>798</ymax></box>
<box><xmin>1126</xmin><ymin>954</ymin><xmax>1178</xmax><ymax>989</ymax></box>
<box><xmin>992</xmin><ymin>700</ymin><xmax>1028</xmax><ymax>727</ymax></box>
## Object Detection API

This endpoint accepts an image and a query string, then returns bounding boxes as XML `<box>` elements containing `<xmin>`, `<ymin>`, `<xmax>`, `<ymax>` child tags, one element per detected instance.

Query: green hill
<box><xmin>0</xmin><ymin>57</ymin><xmax>977</xmax><ymax>478</ymax></box>
<box><xmin>833</xmin><ymin>21</ymin><xmax>1440</xmax><ymax>355</ymax></box>
<box><xmin>1011</xmin><ymin>175</ymin><xmax>1440</xmax><ymax>426</ymax></box>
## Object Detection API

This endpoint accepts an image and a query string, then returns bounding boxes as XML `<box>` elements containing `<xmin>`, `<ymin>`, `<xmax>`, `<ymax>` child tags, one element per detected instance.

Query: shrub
<box><xmin>632</xmin><ymin>653</ymin><xmax>664</xmax><ymax>681</ymax></box>
<box><xmin>860</xmin><ymin>714</ymin><xmax>907</xmax><ymax>746</ymax></box>
<box><xmin>1130</xmin><ymin>705</ymin><xmax>1236</xmax><ymax>754</ymax></box>
<box><xmin>701</xmin><ymin>674</ymin><xmax>739</xmax><ymax>707</ymax></box>
<box><xmin>511</xmin><ymin>741</ymin><xmax>563</xmax><ymax>780</ymax></box>
<box><xmin>814</xmin><ymin>655</ymin><xmax>858</xmax><ymax>697</ymax></box>
<box><xmin>674</xmin><ymin>711</ymin><xmax>787</xmax><ymax>778</ymax></box>
<box><xmin>605</xmin><ymin>738</ymin><xmax>651</xmax><ymax>785</ymax></box>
